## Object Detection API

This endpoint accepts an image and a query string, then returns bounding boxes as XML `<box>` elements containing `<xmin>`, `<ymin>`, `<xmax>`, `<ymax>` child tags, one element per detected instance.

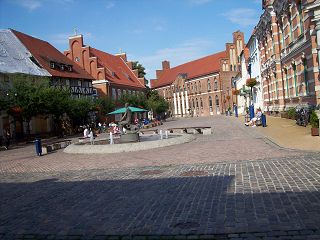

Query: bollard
<box><xmin>109</xmin><ymin>132</ymin><xmax>114</xmax><ymax>144</ymax></box>
<box><xmin>35</xmin><ymin>138</ymin><xmax>42</xmax><ymax>156</ymax></box>
<box><xmin>234</xmin><ymin>105</ymin><xmax>238</xmax><ymax>118</ymax></box>
<box><xmin>159</xmin><ymin>129</ymin><xmax>163</xmax><ymax>140</ymax></box>
<box><xmin>249</xmin><ymin>104</ymin><xmax>255</xmax><ymax>120</ymax></box>
<box><xmin>165</xmin><ymin>130</ymin><xmax>168</xmax><ymax>139</ymax></box>
<box><xmin>261</xmin><ymin>114</ymin><xmax>267</xmax><ymax>127</ymax></box>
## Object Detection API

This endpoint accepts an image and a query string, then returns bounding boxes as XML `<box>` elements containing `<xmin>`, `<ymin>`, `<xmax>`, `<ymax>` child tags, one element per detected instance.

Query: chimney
<box><xmin>156</xmin><ymin>70</ymin><xmax>163</xmax><ymax>79</ymax></box>
<box><xmin>162</xmin><ymin>60</ymin><xmax>170</xmax><ymax>70</ymax></box>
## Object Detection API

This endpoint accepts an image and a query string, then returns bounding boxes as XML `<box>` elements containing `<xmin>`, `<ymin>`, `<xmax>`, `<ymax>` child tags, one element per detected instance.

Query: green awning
<box><xmin>107</xmin><ymin>106</ymin><xmax>148</xmax><ymax>115</ymax></box>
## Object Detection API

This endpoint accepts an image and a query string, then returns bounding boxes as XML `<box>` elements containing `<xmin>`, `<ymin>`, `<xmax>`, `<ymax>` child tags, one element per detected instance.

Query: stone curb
<box><xmin>63</xmin><ymin>134</ymin><xmax>196</xmax><ymax>154</ymax></box>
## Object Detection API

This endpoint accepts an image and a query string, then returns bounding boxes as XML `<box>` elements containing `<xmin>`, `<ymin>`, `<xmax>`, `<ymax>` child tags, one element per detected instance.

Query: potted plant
<box><xmin>287</xmin><ymin>107</ymin><xmax>296</xmax><ymax>120</ymax></box>
<box><xmin>232</xmin><ymin>89</ymin><xmax>240</xmax><ymax>95</ymax></box>
<box><xmin>310</xmin><ymin>111</ymin><xmax>319</xmax><ymax>136</ymax></box>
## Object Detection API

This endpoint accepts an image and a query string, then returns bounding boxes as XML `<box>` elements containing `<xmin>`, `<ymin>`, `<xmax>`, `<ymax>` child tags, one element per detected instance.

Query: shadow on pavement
<box><xmin>0</xmin><ymin>175</ymin><xmax>320</xmax><ymax>239</ymax></box>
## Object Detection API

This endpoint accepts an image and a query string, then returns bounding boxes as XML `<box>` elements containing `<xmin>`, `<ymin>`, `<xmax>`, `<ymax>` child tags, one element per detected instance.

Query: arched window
<box><xmin>200</xmin><ymin>98</ymin><xmax>203</xmax><ymax>108</ymax></box>
<box><xmin>230</xmin><ymin>65</ymin><xmax>233</xmax><ymax>71</ymax></box>
<box><xmin>207</xmin><ymin>79</ymin><xmax>211</xmax><ymax>91</ymax></box>
<box><xmin>196</xmin><ymin>98</ymin><xmax>199</xmax><ymax>108</ymax></box>
<box><xmin>195</xmin><ymin>83</ymin><xmax>197</xmax><ymax>93</ymax></box>
<box><xmin>198</xmin><ymin>81</ymin><xmax>201</xmax><ymax>92</ymax></box>
<box><xmin>192</xmin><ymin>99</ymin><xmax>195</xmax><ymax>108</ymax></box>
<box><xmin>215</xmin><ymin>95</ymin><xmax>219</xmax><ymax>106</ymax></box>
<box><xmin>214</xmin><ymin>78</ymin><xmax>218</xmax><ymax>91</ymax></box>
<box><xmin>209</xmin><ymin>96</ymin><xmax>213</xmax><ymax>112</ymax></box>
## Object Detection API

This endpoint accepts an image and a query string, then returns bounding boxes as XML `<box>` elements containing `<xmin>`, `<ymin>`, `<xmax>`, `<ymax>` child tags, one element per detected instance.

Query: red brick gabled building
<box><xmin>64</xmin><ymin>35</ymin><xmax>146</xmax><ymax>101</ymax></box>
<box><xmin>151</xmin><ymin>31</ymin><xmax>245</xmax><ymax>117</ymax></box>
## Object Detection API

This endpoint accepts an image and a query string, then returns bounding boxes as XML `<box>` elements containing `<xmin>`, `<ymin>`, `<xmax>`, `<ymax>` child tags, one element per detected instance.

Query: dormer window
<box><xmin>60</xmin><ymin>65</ymin><xmax>65</xmax><ymax>71</ymax></box>
<box><xmin>50</xmin><ymin>62</ymin><xmax>55</xmax><ymax>69</ymax></box>
<box><xmin>67</xmin><ymin>65</ymin><xmax>73</xmax><ymax>72</ymax></box>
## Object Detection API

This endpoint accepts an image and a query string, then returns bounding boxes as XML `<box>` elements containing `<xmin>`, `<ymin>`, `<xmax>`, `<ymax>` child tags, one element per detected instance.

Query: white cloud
<box><xmin>133</xmin><ymin>38</ymin><xmax>215</xmax><ymax>80</ymax></box>
<box><xmin>188</xmin><ymin>0</ymin><xmax>212</xmax><ymax>5</ymax></box>
<box><xmin>14</xmin><ymin>0</ymin><xmax>42</xmax><ymax>11</ymax></box>
<box><xmin>222</xmin><ymin>8</ymin><xmax>258</xmax><ymax>27</ymax></box>
<box><xmin>12</xmin><ymin>0</ymin><xmax>74</xmax><ymax>11</ymax></box>
<box><xmin>106</xmin><ymin>1</ymin><xmax>115</xmax><ymax>9</ymax></box>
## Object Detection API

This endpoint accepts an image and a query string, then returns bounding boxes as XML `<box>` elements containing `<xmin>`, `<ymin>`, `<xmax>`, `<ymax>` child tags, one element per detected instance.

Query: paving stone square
<box><xmin>0</xmin><ymin>116</ymin><xmax>319</xmax><ymax>239</ymax></box>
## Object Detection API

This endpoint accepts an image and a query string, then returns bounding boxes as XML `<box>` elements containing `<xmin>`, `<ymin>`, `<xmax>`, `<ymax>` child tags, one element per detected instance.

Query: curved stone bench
<box><xmin>64</xmin><ymin>134</ymin><xmax>195</xmax><ymax>154</ymax></box>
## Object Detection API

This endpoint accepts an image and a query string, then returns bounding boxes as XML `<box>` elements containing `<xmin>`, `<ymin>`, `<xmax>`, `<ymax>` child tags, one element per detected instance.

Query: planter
<box><xmin>311</xmin><ymin>128</ymin><xmax>319</xmax><ymax>136</ymax></box>
<box><xmin>280</xmin><ymin>112</ymin><xmax>288</xmax><ymax>119</ymax></box>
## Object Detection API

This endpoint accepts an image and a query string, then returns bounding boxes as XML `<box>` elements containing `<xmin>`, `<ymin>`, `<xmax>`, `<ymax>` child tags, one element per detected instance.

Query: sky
<box><xmin>0</xmin><ymin>0</ymin><xmax>263</xmax><ymax>80</ymax></box>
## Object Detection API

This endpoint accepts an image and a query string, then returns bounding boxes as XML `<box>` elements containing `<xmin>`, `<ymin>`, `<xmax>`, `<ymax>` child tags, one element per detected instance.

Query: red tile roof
<box><xmin>89</xmin><ymin>47</ymin><xmax>145</xmax><ymax>89</ymax></box>
<box><xmin>151</xmin><ymin>51</ymin><xmax>226</xmax><ymax>89</ymax></box>
<box><xmin>11</xmin><ymin>29</ymin><xmax>93</xmax><ymax>80</ymax></box>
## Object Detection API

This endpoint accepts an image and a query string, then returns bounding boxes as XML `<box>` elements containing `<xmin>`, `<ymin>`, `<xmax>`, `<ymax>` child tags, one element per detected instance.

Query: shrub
<box><xmin>310</xmin><ymin>111</ymin><xmax>319</xmax><ymax>128</ymax></box>
<box><xmin>287</xmin><ymin>107</ymin><xmax>296</xmax><ymax>119</ymax></box>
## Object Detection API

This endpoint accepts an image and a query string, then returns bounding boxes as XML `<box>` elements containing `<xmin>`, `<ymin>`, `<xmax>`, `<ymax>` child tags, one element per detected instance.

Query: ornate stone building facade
<box><xmin>256</xmin><ymin>0</ymin><xmax>320</xmax><ymax>113</ymax></box>
<box><xmin>151</xmin><ymin>31</ymin><xmax>245</xmax><ymax>117</ymax></box>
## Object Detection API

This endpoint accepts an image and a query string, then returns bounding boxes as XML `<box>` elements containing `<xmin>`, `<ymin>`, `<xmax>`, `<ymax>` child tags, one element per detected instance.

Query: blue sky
<box><xmin>0</xmin><ymin>0</ymin><xmax>263</xmax><ymax>80</ymax></box>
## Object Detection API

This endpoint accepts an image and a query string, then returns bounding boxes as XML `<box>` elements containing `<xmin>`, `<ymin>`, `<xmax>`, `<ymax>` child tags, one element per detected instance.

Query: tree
<box><xmin>119</xmin><ymin>92</ymin><xmax>147</xmax><ymax>109</ymax></box>
<box><xmin>246</xmin><ymin>78</ymin><xmax>257</xmax><ymax>105</ymax></box>
<box><xmin>94</xmin><ymin>97</ymin><xmax>115</xmax><ymax>122</ymax></box>
<box><xmin>67</xmin><ymin>97</ymin><xmax>94</xmax><ymax>127</ymax></box>
<box><xmin>145</xmin><ymin>90</ymin><xmax>169</xmax><ymax>115</ymax></box>
<box><xmin>5</xmin><ymin>74</ymin><xmax>51</xmax><ymax>136</ymax></box>
<box><xmin>132</xmin><ymin>61</ymin><xmax>146</xmax><ymax>78</ymax></box>
<box><xmin>40</xmin><ymin>87</ymin><xmax>71</xmax><ymax>136</ymax></box>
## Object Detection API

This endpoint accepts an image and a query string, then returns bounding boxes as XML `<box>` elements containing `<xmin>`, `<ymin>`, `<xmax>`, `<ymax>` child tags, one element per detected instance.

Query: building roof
<box><xmin>151</xmin><ymin>51</ymin><xmax>226</xmax><ymax>89</ymax></box>
<box><xmin>0</xmin><ymin>29</ymin><xmax>50</xmax><ymax>76</ymax></box>
<box><xmin>11</xmin><ymin>29</ymin><xmax>93</xmax><ymax>80</ymax></box>
<box><xmin>89</xmin><ymin>47</ymin><xmax>145</xmax><ymax>89</ymax></box>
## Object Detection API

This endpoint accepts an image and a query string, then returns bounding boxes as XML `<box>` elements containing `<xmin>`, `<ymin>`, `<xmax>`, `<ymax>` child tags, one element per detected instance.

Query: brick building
<box><xmin>256</xmin><ymin>0</ymin><xmax>320</xmax><ymax>113</ymax></box>
<box><xmin>0</xmin><ymin>29</ymin><xmax>93</xmax><ymax>139</ymax></box>
<box><xmin>64</xmin><ymin>35</ymin><xmax>146</xmax><ymax>103</ymax></box>
<box><xmin>151</xmin><ymin>31</ymin><xmax>245</xmax><ymax>117</ymax></box>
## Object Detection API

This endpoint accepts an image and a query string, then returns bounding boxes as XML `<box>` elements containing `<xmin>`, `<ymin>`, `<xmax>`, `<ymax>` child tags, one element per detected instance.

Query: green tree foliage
<box><xmin>94</xmin><ymin>97</ymin><xmax>115</xmax><ymax>122</ymax></box>
<box><xmin>119</xmin><ymin>92</ymin><xmax>147</xmax><ymax>108</ymax></box>
<box><xmin>4</xmin><ymin>74</ymin><xmax>51</xmax><ymax>135</ymax></box>
<box><xmin>67</xmin><ymin>97</ymin><xmax>94</xmax><ymax>127</ymax></box>
<box><xmin>132</xmin><ymin>61</ymin><xmax>146</xmax><ymax>78</ymax></box>
<box><xmin>145</xmin><ymin>90</ymin><xmax>168</xmax><ymax>114</ymax></box>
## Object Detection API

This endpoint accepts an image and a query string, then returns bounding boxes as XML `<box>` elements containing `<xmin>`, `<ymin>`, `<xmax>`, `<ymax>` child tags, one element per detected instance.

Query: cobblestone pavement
<box><xmin>0</xmin><ymin>116</ymin><xmax>320</xmax><ymax>239</ymax></box>
<box><xmin>0</xmin><ymin>116</ymin><xmax>309</xmax><ymax>173</ymax></box>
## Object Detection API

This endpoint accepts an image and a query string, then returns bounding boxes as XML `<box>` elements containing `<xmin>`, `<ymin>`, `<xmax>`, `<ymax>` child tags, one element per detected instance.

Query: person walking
<box><xmin>3</xmin><ymin>128</ymin><xmax>10</xmax><ymax>150</ymax></box>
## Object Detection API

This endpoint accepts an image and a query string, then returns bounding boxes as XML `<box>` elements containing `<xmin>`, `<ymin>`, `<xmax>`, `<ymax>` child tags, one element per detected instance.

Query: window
<box><xmin>207</xmin><ymin>79</ymin><xmax>211</xmax><ymax>91</ymax></box>
<box><xmin>117</xmin><ymin>89</ymin><xmax>122</xmax><ymax>99</ymax></box>
<box><xmin>215</xmin><ymin>95</ymin><xmax>219</xmax><ymax>107</ymax></box>
<box><xmin>292</xmin><ymin>64</ymin><xmax>298</xmax><ymax>96</ymax></box>
<box><xmin>298</xmin><ymin>1</ymin><xmax>304</xmax><ymax>35</ymax></box>
<box><xmin>284</xmin><ymin>68</ymin><xmax>289</xmax><ymax>98</ymax></box>
<box><xmin>214</xmin><ymin>79</ymin><xmax>218</xmax><ymax>91</ymax></box>
<box><xmin>192</xmin><ymin>99</ymin><xmax>195</xmax><ymax>108</ymax></box>
<box><xmin>50</xmin><ymin>62</ymin><xmax>55</xmax><ymax>69</ymax></box>
<box><xmin>112</xmin><ymin>88</ymin><xmax>116</xmax><ymax>99</ymax></box>
<box><xmin>198</xmin><ymin>82</ymin><xmax>201</xmax><ymax>92</ymax></box>
<box><xmin>230</xmin><ymin>65</ymin><xmax>233</xmax><ymax>71</ymax></box>
<box><xmin>288</xmin><ymin>13</ymin><xmax>293</xmax><ymax>42</ymax></box>
<box><xmin>303</xmin><ymin>59</ymin><xmax>309</xmax><ymax>94</ymax></box>
<box><xmin>209</xmin><ymin>96</ymin><xmax>213</xmax><ymax>112</ymax></box>
<box><xmin>194</xmin><ymin>83</ymin><xmax>197</xmax><ymax>93</ymax></box>
<box><xmin>196</xmin><ymin>98</ymin><xmax>199</xmax><ymax>108</ymax></box>
<box><xmin>200</xmin><ymin>98</ymin><xmax>203</xmax><ymax>108</ymax></box>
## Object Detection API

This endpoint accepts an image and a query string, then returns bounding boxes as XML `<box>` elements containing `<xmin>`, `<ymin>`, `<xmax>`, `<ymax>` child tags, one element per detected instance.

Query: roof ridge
<box><xmin>165</xmin><ymin>50</ymin><xmax>226</xmax><ymax>71</ymax></box>
<box><xmin>10</xmin><ymin>28</ymin><xmax>50</xmax><ymax>45</ymax></box>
